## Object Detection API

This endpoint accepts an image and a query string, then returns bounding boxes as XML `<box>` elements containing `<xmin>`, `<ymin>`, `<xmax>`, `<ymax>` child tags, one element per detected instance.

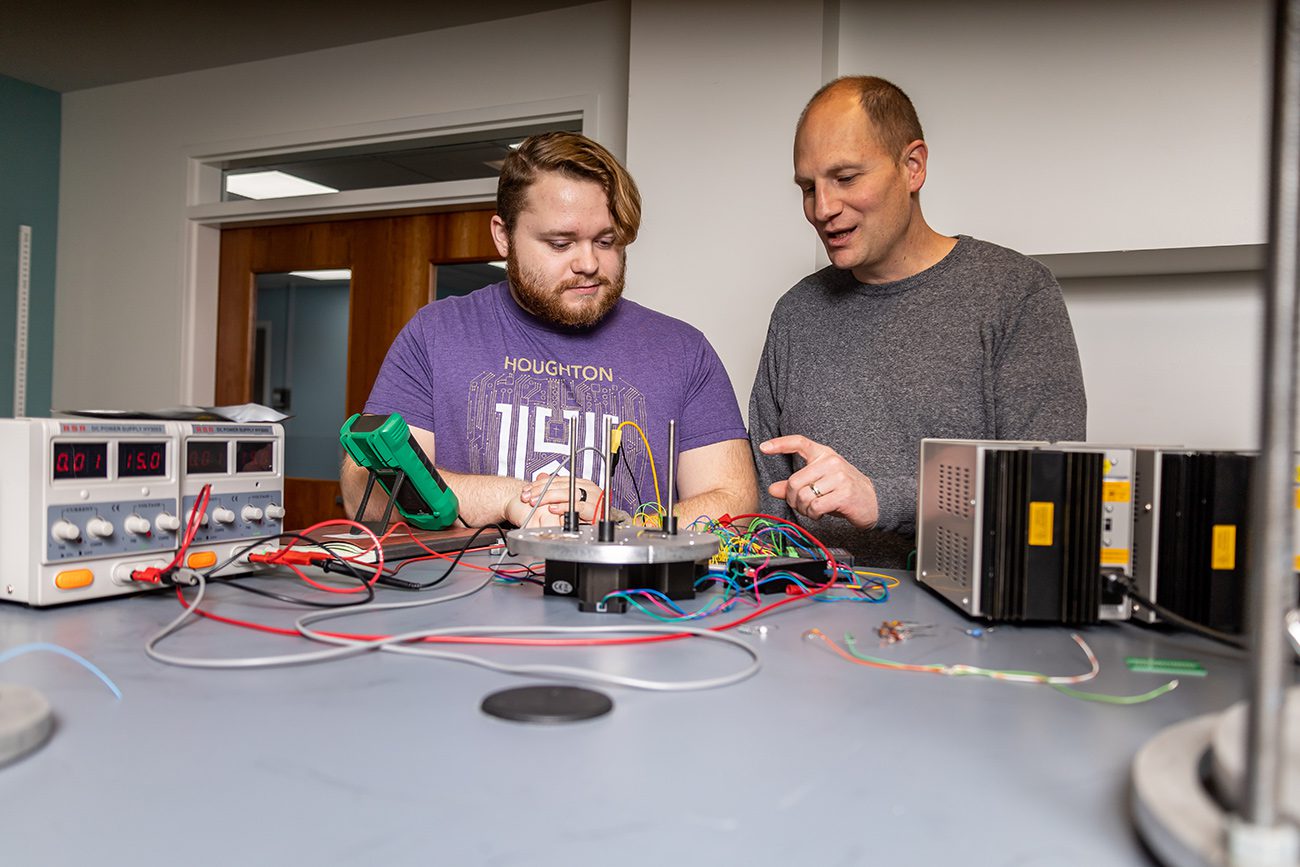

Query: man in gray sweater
<box><xmin>749</xmin><ymin>76</ymin><xmax>1086</xmax><ymax>568</ymax></box>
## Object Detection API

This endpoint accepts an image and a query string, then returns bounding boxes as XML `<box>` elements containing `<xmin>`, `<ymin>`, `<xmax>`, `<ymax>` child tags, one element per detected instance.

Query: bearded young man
<box><xmin>342</xmin><ymin>132</ymin><xmax>756</xmax><ymax>528</ymax></box>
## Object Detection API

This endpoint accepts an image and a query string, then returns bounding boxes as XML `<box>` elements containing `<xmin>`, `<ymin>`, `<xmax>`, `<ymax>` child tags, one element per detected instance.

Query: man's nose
<box><xmin>572</xmin><ymin>243</ymin><xmax>599</xmax><ymax>275</ymax></box>
<box><xmin>813</xmin><ymin>183</ymin><xmax>842</xmax><ymax>223</ymax></box>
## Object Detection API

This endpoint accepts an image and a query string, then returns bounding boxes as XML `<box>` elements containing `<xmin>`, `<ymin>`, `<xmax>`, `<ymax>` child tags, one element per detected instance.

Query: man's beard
<box><xmin>506</xmin><ymin>252</ymin><xmax>625</xmax><ymax>328</ymax></box>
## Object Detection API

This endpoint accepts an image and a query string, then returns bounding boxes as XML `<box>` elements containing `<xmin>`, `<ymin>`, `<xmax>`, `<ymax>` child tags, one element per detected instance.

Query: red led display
<box><xmin>235</xmin><ymin>440</ymin><xmax>274</xmax><ymax>474</ymax></box>
<box><xmin>53</xmin><ymin>442</ymin><xmax>108</xmax><ymax>480</ymax></box>
<box><xmin>187</xmin><ymin>440</ymin><xmax>229</xmax><ymax>474</ymax></box>
<box><xmin>118</xmin><ymin>441</ymin><xmax>167</xmax><ymax>478</ymax></box>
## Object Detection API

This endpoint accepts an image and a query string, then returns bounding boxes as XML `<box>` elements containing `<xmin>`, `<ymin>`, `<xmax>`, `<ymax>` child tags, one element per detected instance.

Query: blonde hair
<box><xmin>496</xmin><ymin>132</ymin><xmax>641</xmax><ymax>245</ymax></box>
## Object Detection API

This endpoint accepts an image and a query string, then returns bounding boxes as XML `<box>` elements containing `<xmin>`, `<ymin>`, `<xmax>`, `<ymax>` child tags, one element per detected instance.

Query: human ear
<box><xmin>490</xmin><ymin>215</ymin><xmax>511</xmax><ymax>258</ymax></box>
<box><xmin>902</xmin><ymin>140</ymin><xmax>929</xmax><ymax>193</ymax></box>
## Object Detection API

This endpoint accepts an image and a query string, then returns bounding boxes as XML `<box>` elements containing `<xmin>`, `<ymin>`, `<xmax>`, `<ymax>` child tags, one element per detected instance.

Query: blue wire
<box><xmin>0</xmin><ymin>642</ymin><xmax>123</xmax><ymax>700</ymax></box>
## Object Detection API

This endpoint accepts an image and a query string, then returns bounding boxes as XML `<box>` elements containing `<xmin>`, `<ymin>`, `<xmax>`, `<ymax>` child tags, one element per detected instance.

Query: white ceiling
<box><xmin>0</xmin><ymin>0</ymin><xmax>589</xmax><ymax>93</ymax></box>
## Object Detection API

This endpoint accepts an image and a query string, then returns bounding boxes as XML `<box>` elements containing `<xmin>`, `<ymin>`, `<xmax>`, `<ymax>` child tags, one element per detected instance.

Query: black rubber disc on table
<box><xmin>480</xmin><ymin>685</ymin><xmax>613</xmax><ymax>724</ymax></box>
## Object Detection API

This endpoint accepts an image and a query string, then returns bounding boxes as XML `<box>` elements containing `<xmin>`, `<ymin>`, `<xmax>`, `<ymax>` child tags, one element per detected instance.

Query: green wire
<box><xmin>840</xmin><ymin>634</ymin><xmax>1178</xmax><ymax>705</ymax></box>
<box><xmin>1049</xmin><ymin>681</ymin><xmax>1179</xmax><ymax>704</ymax></box>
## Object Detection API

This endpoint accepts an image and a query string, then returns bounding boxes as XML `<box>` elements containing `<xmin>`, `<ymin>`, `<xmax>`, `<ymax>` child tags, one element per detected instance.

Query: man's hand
<box><xmin>520</xmin><ymin>473</ymin><xmax>605</xmax><ymax>524</ymax></box>
<box><xmin>758</xmin><ymin>435</ymin><xmax>878</xmax><ymax>528</ymax></box>
<box><xmin>504</xmin><ymin>496</ymin><xmax>563</xmax><ymax>528</ymax></box>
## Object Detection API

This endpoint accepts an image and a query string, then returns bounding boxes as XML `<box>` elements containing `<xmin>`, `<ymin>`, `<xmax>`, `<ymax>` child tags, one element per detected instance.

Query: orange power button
<box><xmin>54</xmin><ymin>569</ymin><xmax>94</xmax><ymax>590</ymax></box>
<box><xmin>186</xmin><ymin>551</ymin><xmax>218</xmax><ymax>569</ymax></box>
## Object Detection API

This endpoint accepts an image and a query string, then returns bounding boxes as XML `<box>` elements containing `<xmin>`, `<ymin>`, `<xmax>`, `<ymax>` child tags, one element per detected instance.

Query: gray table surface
<box><xmin>0</xmin><ymin>553</ymin><xmax>1268</xmax><ymax>867</ymax></box>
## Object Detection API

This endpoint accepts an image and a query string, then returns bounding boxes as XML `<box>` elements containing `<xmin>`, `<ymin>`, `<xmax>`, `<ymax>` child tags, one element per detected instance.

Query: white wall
<box><xmin>53</xmin><ymin>1</ymin><xmax>630</xmax><ymax>410</ymax></box>
<box><xmin>837</xmin><ymin>0</ymin><xmax>1270</xmax><ymax>255</ymax></box>
<box><xmin>625</xmin><ymin>0</ymin><xmax>1275</xmax><ymax>450</ymax></box>
<box><xmin>52</xmin><ymin>0</ymin><xmax>1280</xmax><ymax>454</ymax></box>
<box><xmin>625</xmin><ymin>0</ymin><xmax>827</xmax><ymax>417</ymax></box>
<box><xmin>1062</xmin><ymin>270</ymin><xmax>1263</xmax><ymax>449</ymax></box>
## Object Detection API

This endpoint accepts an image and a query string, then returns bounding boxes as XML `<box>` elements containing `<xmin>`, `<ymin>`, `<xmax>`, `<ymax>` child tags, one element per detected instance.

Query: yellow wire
<box><xmin>617</xmin><ymin>420</ymin><xmax>663</xmax><ymax>513</ymax></box>
<box><xmin>851</xmin><ymin>569</ymin><xmax>901</xmax><ymax>589</ymax></box>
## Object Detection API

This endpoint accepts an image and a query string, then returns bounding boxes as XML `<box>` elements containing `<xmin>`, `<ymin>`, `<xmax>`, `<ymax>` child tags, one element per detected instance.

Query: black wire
<box><xmin>199</xmin><ymin>530</ymin><xmax>379</xmax><ymax>608</ymax></box>
<box><xmin>211</xmin><ymin>573</ymin><xmax>375</xmax><ymax>608</ymax></box>
<box><xmin>1108</xmin><ymin>574</ymin><xmax>1246</xmax><ymax>650</ymax></box>
<box><xmin>617</xmin><ymin>449</ymin><xmax>644</xmax><ymax>511</ymax></box>
<box><xmin>373</xmin><ymin>523</ymin><xmax>510</xmax><ymax>591</ymax></box>
<box><xmin>202</xmin><ymin>530</ymin><xmax>322</xmax><ymax>577</ymax></box>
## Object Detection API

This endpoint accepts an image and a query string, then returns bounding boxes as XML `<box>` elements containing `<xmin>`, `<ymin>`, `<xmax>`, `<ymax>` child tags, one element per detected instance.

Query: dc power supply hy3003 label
<box><xmin>0</xmin><ymin>418</ymin><xmax>184</xmax><ymax>606</ymax></box>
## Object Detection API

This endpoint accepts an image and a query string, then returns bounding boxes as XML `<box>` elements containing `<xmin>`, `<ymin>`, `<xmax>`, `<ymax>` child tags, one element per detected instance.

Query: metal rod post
<box><xmin>565</xmin><ymin>416</ymin><xmax>579</xmax><ymax>532</ymax></box>
<box><xmin>598</xmin><ymin>416</ymin><xmax>615</xmax><ymax>541</ymax></box>
<box><xmin>665</xmin><ymin>419</ymin><xmax>679</xmax><ymax>534</ymax></box>
<box><xmin>1243</xmin><ymin>0</ymin><xmax>1300</xmax><ymax>832</ymax></box>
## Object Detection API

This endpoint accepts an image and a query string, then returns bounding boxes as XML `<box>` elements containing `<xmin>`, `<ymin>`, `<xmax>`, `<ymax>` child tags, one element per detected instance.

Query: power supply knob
<box><xmin>197</xmin><ymin>512</ymin><xmax>210</xmax><ymax>527</ymax></box>
<box><xmin>124</xmin><ymin>515</ymin><xmax>152</xmax><ymax>536</ymax></box>
<box><xmin>212</xmin><ymin>508</ymin><xmax>236</xmax><ymax>525</ymax></box>
<box><xmin>86</xmin><ymin>518</ymin><xmax>114</xmax><ymax>538</ymax></box>
<box><xmin>155</xmin><ymin>513</ymin><xmax>182</xmax><ymax>533</ymax></box>
<box><xmin>241</xmin><ymin>506</ymin><xmax>264</xmax><ymax>522</ymax></box>
<box><xmin>51</xmin><ymin>521</ymin><xmax>81</xmax><ymax>543</ymax></box>
<box><xmin>265</xmin><ymin>504</ymin><xmax>285</xmax><ymax>521</ymax></box>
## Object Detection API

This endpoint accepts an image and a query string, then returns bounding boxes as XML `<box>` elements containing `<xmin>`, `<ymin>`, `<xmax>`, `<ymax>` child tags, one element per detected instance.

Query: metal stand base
<box><xmin>1132</xmin><ymin>686</ymin><xmax>1300</xmax><ymax>867</ymax></box>
<box><xmin>0</xmin><ymin>684</ymin><xmax>53</xmax><ymax>767</ymax></box>
<box><xmin>507</xmin><ymin>525</ymin><xmax>720</xmax><ymax>614</ymax></box>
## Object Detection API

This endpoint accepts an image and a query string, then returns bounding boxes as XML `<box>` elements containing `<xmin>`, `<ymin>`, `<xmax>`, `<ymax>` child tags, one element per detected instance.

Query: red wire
<box><xmin>160</xmin><ymin>484</ymin><xmax>212</xmax><ymax>573</ymax></box>
<box><xmin>258</xmin><ymin>517</ymin><xmax>385</xmax><ymax>593</ymax></box>
<box><xmin>173</xmin><ymin>512</ymin><xmax>835</xmax><ymax>648</ymax></box>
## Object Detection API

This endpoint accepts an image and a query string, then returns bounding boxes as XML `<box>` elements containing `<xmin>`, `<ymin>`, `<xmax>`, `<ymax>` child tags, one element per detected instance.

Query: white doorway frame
<box><xmin>178</xmin><ymin>95</ymin><xmax>595</xmax><ymax>404</ymax></box>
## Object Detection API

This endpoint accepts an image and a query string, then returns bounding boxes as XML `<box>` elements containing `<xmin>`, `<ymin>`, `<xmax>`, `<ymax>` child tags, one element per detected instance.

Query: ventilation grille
<box><xmin>934</xmin><ymin>524</ymin><xmax>971</xmax><ymax>589</ymax></box>
<box><xmin>937</xmin><ymin>462</ymin><xmax>973</xmax><ymax>518</ymax></box>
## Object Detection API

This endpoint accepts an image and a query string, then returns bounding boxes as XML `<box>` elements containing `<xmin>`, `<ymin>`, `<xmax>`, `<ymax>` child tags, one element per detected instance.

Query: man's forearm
<box><xmin>437</xmin><ymin>468</ymin><xmax>525</xmax><ymax>527</ymax></box>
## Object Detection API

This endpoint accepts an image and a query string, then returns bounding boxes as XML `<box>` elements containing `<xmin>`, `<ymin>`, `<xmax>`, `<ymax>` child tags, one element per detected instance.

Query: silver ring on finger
<box><xmin>810</xmin><ymin>482</ymin><xmax>824</xmax><ymax>498</ymax></box>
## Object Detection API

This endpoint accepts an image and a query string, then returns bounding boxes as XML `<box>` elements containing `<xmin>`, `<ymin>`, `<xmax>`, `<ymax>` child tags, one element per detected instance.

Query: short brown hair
<box><xmin>800</xmin><ymin>76</ymin><xmax>925</xmax><ymax>161</ymax></box>
<box><xmin>496</xmin><ymin>131</ymin><xmax>641</xmax><ymax>245</ymax></box>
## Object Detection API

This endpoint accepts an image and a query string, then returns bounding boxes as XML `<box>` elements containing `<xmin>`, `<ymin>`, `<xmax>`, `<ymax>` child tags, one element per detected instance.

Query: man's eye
<box><xmin>837</xmin><ymin>174</ymin><xmax>860</xmax><ymax>185</ymax></box>
<box><xmin>549</xmin><ymin>241</ymin><xmax>572</xmax><ymax>250</ymax></box>
<box><xmin>596</xmin><ymin>238</ymin><xmax>615</xmax><ymax>249</ymax></box>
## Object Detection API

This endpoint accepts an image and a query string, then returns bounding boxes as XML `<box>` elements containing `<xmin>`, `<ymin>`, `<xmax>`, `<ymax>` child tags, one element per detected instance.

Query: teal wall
<box><xmin>0</xmin><ymin>74</ymin><xmax>59</xmax><ymax>417</ymax></box>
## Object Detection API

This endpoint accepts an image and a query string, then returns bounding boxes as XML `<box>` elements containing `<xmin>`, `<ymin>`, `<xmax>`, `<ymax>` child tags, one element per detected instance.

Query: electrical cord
<box><xmin>371</xmin><ymin>523</ymin><xmax>508</xmax><ymax>591</ymax></box>
<box><xmin>1107</xmin><ymin>573</ymin><xmax>1246</xmax><ymax>650</ymax></box>
<box><xmin>214</xmin><ymin>572</ymin><xmax>375</xmax><ymax>608</ymax></box>
<box><xmin>146</xmin><ymin>565</ymin><xmax>761</xmax><ymax>690</ymax></box>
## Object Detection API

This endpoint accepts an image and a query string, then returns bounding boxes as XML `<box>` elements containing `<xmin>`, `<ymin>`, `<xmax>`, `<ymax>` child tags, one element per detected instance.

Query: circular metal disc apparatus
<box><xmin>506</xmin><ymin>418</ymin><xmax>720</xmax><ymax>613</ymax></box>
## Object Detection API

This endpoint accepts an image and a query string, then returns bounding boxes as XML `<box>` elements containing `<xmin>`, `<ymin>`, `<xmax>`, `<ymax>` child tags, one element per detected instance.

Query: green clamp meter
<box><xmin>339</xmin><ymin>413</ymin><xmax>459</xmax><ymax>531</ymax></box>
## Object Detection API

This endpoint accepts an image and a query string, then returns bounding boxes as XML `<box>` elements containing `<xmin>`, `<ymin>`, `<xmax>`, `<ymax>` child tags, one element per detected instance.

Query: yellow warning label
<box><xmin>1101</xmin><ymin>548</ymin><xmax>1130</xmax><ymax>566</ymax></box>
<box><xmin>1028</xmin><ymin>501</ymin><xmax>1055</xmax><ymax>546</ymax></box>
<box><xmin>1211</xmin><ymin>525</ymin><xmax>1237</xmax><ymax>571</ymax></box>
<box><xmin>1102</xmin><ymin>481</ymin><xmax>1132</xmax><ymax>503</ymax></box>
<box><xmin>1295</xmin><ymin>487</ymin><xmax>1300</xmax><ymax>510</ymax></box>
<box><xmin>1294</xmin><ymin>555</ymin><xmax>1300</xmax><ymax>571</ymax></box>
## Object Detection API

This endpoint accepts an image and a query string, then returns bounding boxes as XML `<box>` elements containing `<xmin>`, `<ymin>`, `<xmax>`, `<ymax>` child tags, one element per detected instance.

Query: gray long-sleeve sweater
<box><xmin>748</xmin><ymin>235</ymin><xmax>1087</xmax><ymax>568</ymax></box>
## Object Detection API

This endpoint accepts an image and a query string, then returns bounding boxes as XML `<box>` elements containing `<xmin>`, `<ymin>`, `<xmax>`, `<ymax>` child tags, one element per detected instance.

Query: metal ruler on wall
<box><xmin>14</xmin><ymin>225</ymin><xmax>31</xmax><ymax>417</ymax></box>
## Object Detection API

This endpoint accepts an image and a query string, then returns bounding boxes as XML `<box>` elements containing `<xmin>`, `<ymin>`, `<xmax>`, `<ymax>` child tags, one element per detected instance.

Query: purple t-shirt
<box><xmin>364</xmin><ymin>282</ymin><xmax>747</xmax><ymax>514</ymax></box>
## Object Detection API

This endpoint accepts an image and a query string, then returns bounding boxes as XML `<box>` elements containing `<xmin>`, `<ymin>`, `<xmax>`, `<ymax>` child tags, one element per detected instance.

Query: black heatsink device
<box><xmin>1152</xmin><ymin>452</ymin><xmax>1252</xmax><ymax>634</ymax></box>
<box><xmin>978</xmin><ymin>449</ymin><xmax>1104</xmax><ymax>623</ymax></box>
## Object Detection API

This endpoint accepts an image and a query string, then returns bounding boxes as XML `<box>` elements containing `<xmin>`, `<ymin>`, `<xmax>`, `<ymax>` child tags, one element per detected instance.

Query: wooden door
<box><xmin>215</xmin><ymin>211</ymin><xmax>498</xmax><ymax>528</ymax></box>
